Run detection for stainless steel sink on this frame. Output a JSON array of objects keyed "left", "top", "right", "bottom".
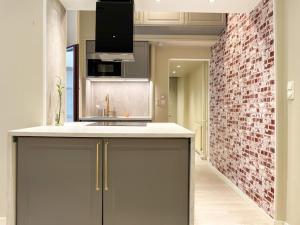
[{"left": 87, "top": 121, "right": 147, "bottom": 127}]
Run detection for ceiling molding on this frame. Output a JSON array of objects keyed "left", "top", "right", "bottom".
[
  {"left": 135, "top": 35, "right": 218, "bottom": 47},
  {"left": 60, "top": 0, "right": 261, "bottom": 13}
]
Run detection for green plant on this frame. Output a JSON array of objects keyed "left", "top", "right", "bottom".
[{"left": 55, "top": 77, "right": 64, "bottom": 126}]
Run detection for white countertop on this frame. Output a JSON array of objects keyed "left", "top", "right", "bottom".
[
  {"left": 80, "top": 116, "right": 152, "bottom": 121},
  {"left": 9, "top": 122, "right": 194, "bottom": 138}
]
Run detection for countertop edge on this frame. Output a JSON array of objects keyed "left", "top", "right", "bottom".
[
  {"left": 79, "top": 117, "right": 153, "bottom": 121},
  {"left": 8, "top": 123, "right": 195, "bottom": 138},
  {"left": 9, "top": 132, "right": 194, "bottom": 139}
]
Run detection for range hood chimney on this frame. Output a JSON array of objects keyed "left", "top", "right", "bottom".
[{"left": 95, "top": 0, "right": 134, "bottom": 62}]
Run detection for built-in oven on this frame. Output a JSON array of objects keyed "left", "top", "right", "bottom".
[
  {"left": 86, "top": 40, "right": 122, "bottom": 77},
  {"left": 87, "top": 58, "right": 122, "bottom": 77}
]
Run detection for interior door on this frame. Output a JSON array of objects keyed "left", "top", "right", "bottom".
[
  {"left": 103, "top": 138, "right": 189, "bottom": 225},
  {"left": 17, "top": 138, "right": 102, "bottom": 225}
]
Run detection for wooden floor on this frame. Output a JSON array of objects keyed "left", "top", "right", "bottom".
[{"left": 194, "top": 155, "right": 274, "bottom": 225}]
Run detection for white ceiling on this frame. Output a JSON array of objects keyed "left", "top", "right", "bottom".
[
  {"left": 60, "top": 0, "right": 261, "bottom": 13},
  {"left": 169, "top": 60, "right": 207, "bottom": 78}
]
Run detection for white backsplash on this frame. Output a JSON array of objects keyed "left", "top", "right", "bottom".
[{"left": 87, "top": 81, "right": 150, "bottom": 117}]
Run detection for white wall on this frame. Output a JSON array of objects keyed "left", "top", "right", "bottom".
[
  {"left": 176, "top": 77, "right": 186, "bottom": 126},
  {"left": 284, "top": 1, "right": 300, "bottom": 223},
  {"left": 46, "top": 0, "right": 67, "bottom": 125},
  {"left": 168, "top": 77, "right": 178, "bottom": 122},
  {"left": 154, "top": 46, "right": 211, "bottom": 122},
  {"left": 0, "top": 0, "right": 45, "bottom": 218},
  {"left": 185, "top": 63, "right": 208, "bottom": 154},
  {"left": 276, "top": 0, "right": 300, "bottom": 224},
  {"left": 67, "top": 11, "right": 79, "bottom": 47},
  {"left": 172, "top": 63, "right": 208, "bottom": 153},
  {"left": 275, "top": 0, "right": 300, "bottom": 223},
  {"left": 79, "top": 11, "right": 96, "bottom": 117},
  {"left": 274, "top": 0, "right": 287, "bottom": 222}
]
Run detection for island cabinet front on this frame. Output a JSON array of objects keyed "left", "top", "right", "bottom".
[
  {"left": 17, "top": 138, "right": 103, "bottom": 225},
  {"left": 16, "top": 137, "right": 190, "bottom": 225}
]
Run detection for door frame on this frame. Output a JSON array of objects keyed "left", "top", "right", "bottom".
[
  {"left": 66, "top": 44, "right": 79, "bottom": 121},
  {"left": 167, "top": 58, "right": 210, "bottom": 159}
]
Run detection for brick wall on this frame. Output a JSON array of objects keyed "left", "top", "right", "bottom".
[{"left": 209, "top": 0, "right": 275, "bottom": 217}]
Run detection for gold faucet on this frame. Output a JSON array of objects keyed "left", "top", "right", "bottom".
[{"left": 104, "top": 94, "right": 110, "bottom": 117}]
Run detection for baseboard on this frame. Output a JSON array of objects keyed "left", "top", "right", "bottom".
[
  {"left": 208, "top": 163, "right": 274, "bottom": 223},
  {"left": 0, "top": 217, "right": 6, "bottom": 225}
]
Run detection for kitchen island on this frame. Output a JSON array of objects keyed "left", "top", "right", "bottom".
[
  {"left": 7, "top": 123, "right": 195, "bottom": 225},
  {"left": 79, "top": 116, "right": 152, "bottom": 122}
]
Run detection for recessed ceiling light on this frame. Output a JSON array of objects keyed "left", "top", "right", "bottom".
[
  {"left": 156, "top": 0, "right": 161, "bottom": 2},
  {"left": 209, "top": 0, "right": 215, "bottom": 3},
  {"left": 176, "top": 65, "right": 181, "bottom": 68},
  {"left": 173, "top": 70, "right": 176, "bottom": 74}
]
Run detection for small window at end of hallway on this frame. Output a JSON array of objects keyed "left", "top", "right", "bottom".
[{"left": 66, "top": 45, "right": 79, "bottom": 122}]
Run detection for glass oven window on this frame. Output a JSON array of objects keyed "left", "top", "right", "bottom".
[
  {"left": 88, "top": 59, "right": 121, "bottom": 76},
  {"left": 98, "top": 64, "right": 114, "bottom": 73}
]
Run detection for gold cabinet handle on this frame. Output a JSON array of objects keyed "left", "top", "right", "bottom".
[
  {"left": 96, "top": 142, "right": 101, "bottom": 191},
  {"left": 104, "top": 141, "right": 109, "bottom": 191}
]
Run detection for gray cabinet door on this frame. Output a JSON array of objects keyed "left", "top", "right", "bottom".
[
  {"left": 103, "top": 138, "right": 189, "bottom": 225},
  {"left": 123, "top": 42, "right": 150, "bottom": 79},
  {"left": 17, "top": 138, "right": 102, "bottom": 225}
]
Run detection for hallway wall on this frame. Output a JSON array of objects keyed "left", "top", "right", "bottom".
[
  {"left": 154, "top": 46, "right": 211, "bottom": 122},
  {"left": 209, "top": 0, "right": 275, "bottom": 217},
  {"left": 46, "top": 0, "right": 67, "bottom": 125},
  {"left": 0, "top": 0, "right": 45, "bottom": 219},
  {"left": 276, "top": 0, "right": 300, "bottom": 223},
  {"left": 185, "top": 64, "right": 208, "bottom": 154},
  {"left": 168, "top": 77, "right": 178, "bottom": 123},
  {"left": 169, "top": 63, "right": 208, "bottom": 154}
]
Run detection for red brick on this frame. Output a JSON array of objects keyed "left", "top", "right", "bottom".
[{"left": 209, "top": 0, "right": 275, "bottom": 217}]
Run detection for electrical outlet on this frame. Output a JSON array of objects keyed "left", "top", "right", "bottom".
[{"left": 287, "top": 81, "right": 295, "bottom": 100}]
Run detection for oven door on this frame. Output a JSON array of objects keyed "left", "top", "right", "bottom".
[{"left": 87, "top": 59, "right": 122, "bottom": 77}]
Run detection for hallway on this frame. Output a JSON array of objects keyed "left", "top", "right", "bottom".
[{"left": 194, "top": 155, "right": 274, "bottom": 225}]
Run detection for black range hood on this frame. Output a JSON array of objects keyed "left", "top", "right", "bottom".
[{"left": 95, "top": 0, "right": 134, "bottom": 62}]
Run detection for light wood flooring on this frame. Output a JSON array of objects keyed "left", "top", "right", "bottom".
[{"left": 194, "top": 155, "right": 274, "bottom": 225}]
